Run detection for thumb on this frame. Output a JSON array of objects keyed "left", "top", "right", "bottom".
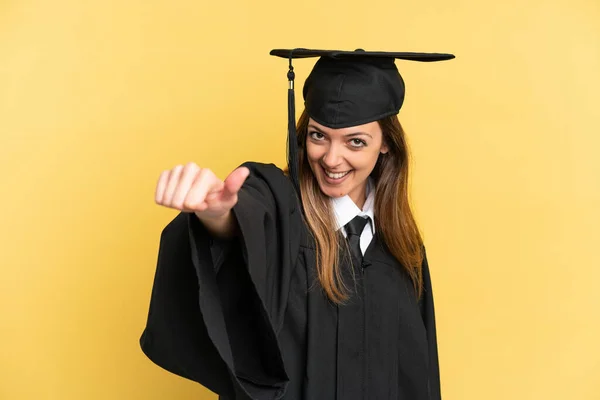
[{"left": 222, "top": 167, "right": 250, "bottom": 198}]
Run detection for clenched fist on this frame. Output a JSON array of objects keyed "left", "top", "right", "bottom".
[{"left": 155, "top": 162, "right": 250, "bottom": 233}]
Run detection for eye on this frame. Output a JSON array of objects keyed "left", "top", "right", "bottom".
[
  {"left": 309, "top": 131, "right": 325, "bottom": 141},
  {"left": 349, "top": 138, "right": 367, "bottom": 148}
]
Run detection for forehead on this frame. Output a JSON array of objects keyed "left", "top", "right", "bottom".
[{"left": 308, "top": 118, "right": 382, "bottom": 136}]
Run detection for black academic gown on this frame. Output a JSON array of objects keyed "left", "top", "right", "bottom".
[{"left": 139, "top": 162, "right": 442, "bottom": 400}]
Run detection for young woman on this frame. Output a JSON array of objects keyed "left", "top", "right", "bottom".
[{"left": 140, "top": 48, "right": 455, "bottom": 400}]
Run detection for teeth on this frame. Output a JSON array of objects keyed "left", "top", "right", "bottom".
[{"left": 325, "top": 170, "right": 350, "bottom": 179}]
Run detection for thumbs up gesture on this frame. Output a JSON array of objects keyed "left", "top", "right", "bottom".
[{"left": 155, "top": 162, "right": 250, "bottom": 223}]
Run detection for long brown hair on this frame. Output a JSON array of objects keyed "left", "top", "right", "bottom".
[{"left": 295, "top": 108, "right": 424, "bottom": 303}]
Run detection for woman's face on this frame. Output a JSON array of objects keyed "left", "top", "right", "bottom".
[{"left": 306, "top": 118, "right": 388, "bottom": 207}]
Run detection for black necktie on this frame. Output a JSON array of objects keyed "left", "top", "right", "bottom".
[{"left": 344, "top": 215, "right": 369, "bottom": 264}]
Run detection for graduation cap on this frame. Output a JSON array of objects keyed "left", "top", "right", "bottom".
[{"left": 269, "top": 48, "right": 455, "bottom": 195}]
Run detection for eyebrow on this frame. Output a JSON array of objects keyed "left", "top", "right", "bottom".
[{"left": 308, "top": 124, "right": 373, "bottom": 139}]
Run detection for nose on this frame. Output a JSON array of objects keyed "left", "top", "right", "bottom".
[{"left": 321, "top": 143, "right": 343, "bottom": 169}]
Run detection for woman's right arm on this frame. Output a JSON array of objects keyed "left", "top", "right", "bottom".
[{"left": 142, "top": 161, "right": 296, "bottom": 399}]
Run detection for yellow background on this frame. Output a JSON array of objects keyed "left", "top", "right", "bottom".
[{"left": 1, "top": 0, "right": 599, "bottom": 399}]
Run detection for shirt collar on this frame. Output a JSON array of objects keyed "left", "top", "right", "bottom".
[{"left": 331, "top": 178, "right": 375, "bottom": 234}]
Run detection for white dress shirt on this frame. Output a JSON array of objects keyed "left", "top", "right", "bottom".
[{"left": 331, "top": 178, "right": 375, "bottom": 255}]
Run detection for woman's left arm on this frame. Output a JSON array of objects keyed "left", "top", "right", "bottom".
[{"left": 419, "top": 248, "right": 442, "bottom": 400}]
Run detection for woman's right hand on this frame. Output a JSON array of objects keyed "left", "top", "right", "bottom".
[{"left": 155, "top": 162, "right": 250, "bottom": 224}]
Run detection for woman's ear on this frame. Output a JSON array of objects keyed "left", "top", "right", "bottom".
[{"left": 380, "top": 142, "right": 389, "bottom": 154}]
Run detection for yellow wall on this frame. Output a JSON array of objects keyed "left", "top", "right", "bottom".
[{"left": 1, "top": 0, "right": 599, "bottom": 399}]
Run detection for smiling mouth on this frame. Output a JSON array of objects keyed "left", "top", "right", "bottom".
[{"left": 323, "top": 168, "right": 351, "bottom": 180}]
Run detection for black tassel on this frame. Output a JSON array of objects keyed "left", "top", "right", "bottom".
[{"left": 287, "top": 53, "right": 300, "bottom": 196}]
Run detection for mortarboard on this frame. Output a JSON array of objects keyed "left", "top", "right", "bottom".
[{"left": 269, "top": 48, "right": 455, "bottom": 195}]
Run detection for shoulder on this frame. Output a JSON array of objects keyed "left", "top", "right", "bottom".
[
  {"left": 240, "top": 161, "right": 288, "bottom": 183},
  {"left": 235, "top": 162, "right": 305, "bottom": 258},
  {"left": 237, "top": 161, "right": 300, "bottom": 214},
  {"left": 238, "top": 161, "right": 292, "bottom": 195}
]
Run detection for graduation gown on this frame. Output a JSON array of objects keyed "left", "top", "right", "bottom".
[{"left": 139, "top": 162, "right": 442, "bottom": 400}]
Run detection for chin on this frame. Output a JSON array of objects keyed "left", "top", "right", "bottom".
[
  {"left": 317, "top": 178, "right": 352, "bottom": 199},
  {"left": 320, "top": 186, "right": 344, "bottom": 198}
]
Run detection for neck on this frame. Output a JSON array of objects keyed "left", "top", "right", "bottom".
[{"left": 349, "top": 182, "right": 368, "bottom": 210}]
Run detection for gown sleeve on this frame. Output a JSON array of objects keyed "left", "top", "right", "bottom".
[
  {"left": 419, "top": 247, "right": 442, "bottom": 400},
  {"left": 139, "top": 162, "right": 302, "bottom": 400}
]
